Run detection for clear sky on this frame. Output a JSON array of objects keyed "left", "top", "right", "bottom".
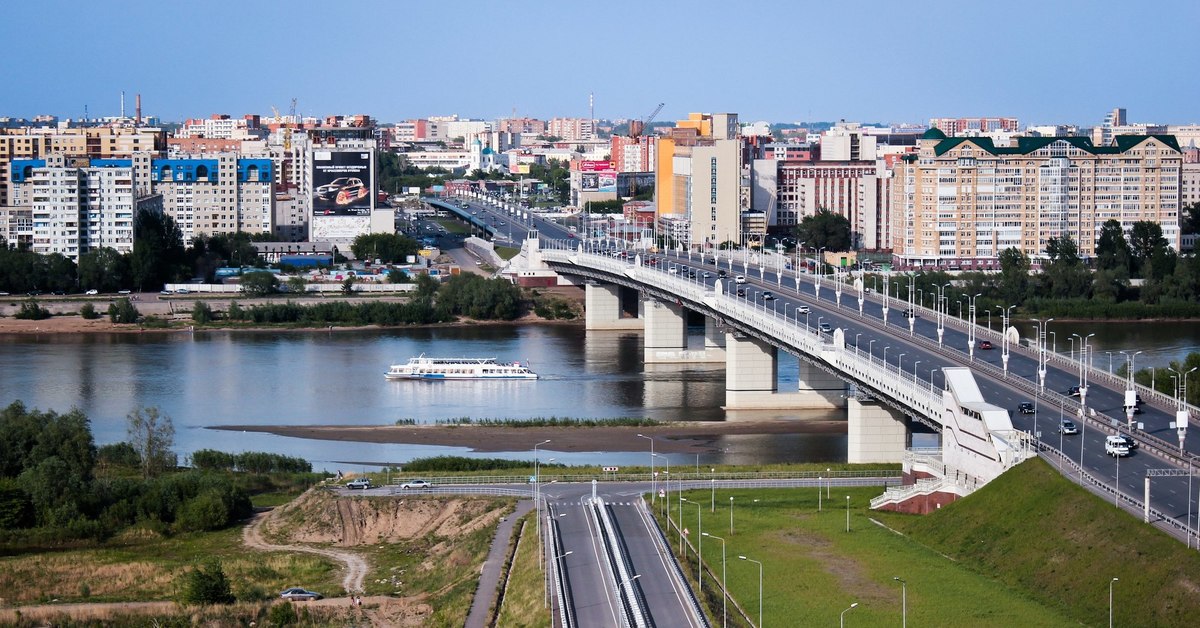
[{"left": 3, "top": 0, "right": 1198, "bottom": 127}]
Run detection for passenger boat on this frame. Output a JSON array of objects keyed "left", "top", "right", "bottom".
[{"left": 384, "top": 355, "right": 539, "bottom": 380}]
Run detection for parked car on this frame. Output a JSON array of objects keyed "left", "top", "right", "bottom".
[
  {"left": 280, "top": 588, "right": 323, "bottom": 601},
  {"left": 1105, "top": 435, "right": 1131, "bottom": 457},
  {"left": 346, "top": 478, "right": 372, "bottom": 490},
  {"left": 85, "top": 289, "right": 99, "bottom": 295},
  {"left": 400, "top": 479, "right": 432, "bottom": 490},
  {"left": 1058, "top": 419, "right": 1079, "bottom": 435},
  {"left": 978, "top": 340, "right": 993, "bottom": 350},
  {"left": 1017, "top": 402, "right": 1035, "bottom": 415}
]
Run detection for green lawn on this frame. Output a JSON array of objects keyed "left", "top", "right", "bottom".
[{"left": 657, "top": 484, "right": 1073, "bottom": 627}]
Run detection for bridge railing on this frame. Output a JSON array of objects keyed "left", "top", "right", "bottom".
[
  {"left": 543, "top": 247, "right": 945, "bottom": 424},
  {"left": 590, "top": 498, "right": 650, "bottom": 628}
]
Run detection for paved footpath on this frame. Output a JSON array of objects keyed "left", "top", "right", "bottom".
[{"left": 466, "top": 499, "right": 536, "bottom": 628}]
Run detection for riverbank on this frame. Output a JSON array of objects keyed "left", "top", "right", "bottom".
[{"left": 210, "top": 420, "right": 845, "bottom": 455}]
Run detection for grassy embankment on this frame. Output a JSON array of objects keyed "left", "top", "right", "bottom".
[
  {"left": 654, "top": 457, "right": 1200, "bottom": 627},
  {"left": 494, "top": 511, "right": 550, "bottom": 628}
]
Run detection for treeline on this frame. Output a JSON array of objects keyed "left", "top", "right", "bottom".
[
  {"left": 215, "top": 273, "right": 523, "bottom": 325},
  {"left": 190, "top": 450, "right": 311, "bottom": 474},
  {"left": 0, "top": 401, "right": 278, "bottom": 544},
  {"left": 402, "top": 456, "right": 536, "bottom": 472},
  {"left": 0, "top": 211, "right": 268, "bottom": 294}
]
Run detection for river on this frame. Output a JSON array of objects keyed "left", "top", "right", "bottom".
[{"left": 2, "top": 321, "right": 1196, "bottom": 470}]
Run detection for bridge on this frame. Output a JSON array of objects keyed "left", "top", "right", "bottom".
[{"left": 427, "top": 193, "right": 1200, "bottom": 625}]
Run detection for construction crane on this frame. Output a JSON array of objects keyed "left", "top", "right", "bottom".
[
  {"left": 631, "top": 102, "right": 665, "bottom": 139},
  {"left": 286, "top": 98, "right": 297, "bottom": 151}
]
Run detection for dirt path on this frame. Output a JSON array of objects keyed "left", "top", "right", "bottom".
[{"left": 242, "top": 507, "right": 369, "bottom": 595}]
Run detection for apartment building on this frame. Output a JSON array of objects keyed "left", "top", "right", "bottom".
[
  {"left": 653, "top": 113, "right": 751, "bottom": 248},
  {"left": 610, "top": 134, "right": 656, "bottom": 172},
  {"left": 9, "top": 155, "right": 162, "bottom": 260},
  {"left": 176, "top": 114, "right": 264, "bottom": 140},
  {"left": 889, "top": 128, "right": 1182, "bottom": 270},
  {"left": 0, "top": 126, "right": 164, "bottom": 205},
  {"left": 151, "top": 155, "right": 275, "bottom": 241},
  {"left": 548, "top": 118, "right": 595, "bottom": 141},
  {"left": 929, "top": 117, "right": 1019, "bottom": 135}
]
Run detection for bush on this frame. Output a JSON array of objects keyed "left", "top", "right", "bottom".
[
  {"left": 98, "top": 442, "right": 141, "bottom": 468},
  {"left": 79, "top": 302, "right": 100, "bottom": 319},
  {"left": 178, "top": 560, "right": 235, "bottom": 605},
  {"left": 226, "top": 301, "right": 245, "bottom": 320},
  {"left": 192, "top": 300, "right": 213, "bottom": 323},
  {"left": 175, "top": 491, "right": 229, "bottom": 532},
  {"left": 14, "top": 299, "right": 51, "bottom": 320},
  {"left": 108, "top": 298, "right": 139, "bottom": 324},
  {"left": 267, "top": 601, "right": 299, "bottom": 625},
  {"left": 240, "top": 271, "right": 279, "bottom": 297},
  {"left": 141, "top": 315, "right": 170, "bottom": 328}
]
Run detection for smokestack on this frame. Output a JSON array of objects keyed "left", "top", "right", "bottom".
[
  {"left": 121, "top": 91, "right": 125, "bottom": 119},
  {"left": 136, "top": 94, "right": 142, "bottom": 125}
]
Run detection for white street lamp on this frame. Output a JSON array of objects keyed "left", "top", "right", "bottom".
[
  {"left": 534, "top": 439, "right": 550, "bottom": 572},
  {"left": 845, "top": 495, "right": 851, "bottom": 532},
  {"left": 1109, "top": 577, "right": 1118, "bottom": 628},
  {"left": 637, "top": 433, "right": 654, "bottom": 501},
  {"left": 840, "top": 602, "right": 859, "bottom": 628},
  {"left": 894, "top": 577, "right": 906, "bottom": 628},
  {"left": 682, "top": 498, "right": 702, "bottom": 588},
  {"left": 704, "top": 532, "right": 727, "bottom": 628},
  {"left": 740, "top": 555, "right": 764, "bottom": 628}
]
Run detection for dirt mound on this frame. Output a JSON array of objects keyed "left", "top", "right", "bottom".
[{"left": 263, "top": 490, "right": 505, "bottom": 547}]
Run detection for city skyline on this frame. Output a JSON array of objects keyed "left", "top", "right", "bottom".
[{"left": 3, "top": 0, "right": 1199, "bottom": 126}]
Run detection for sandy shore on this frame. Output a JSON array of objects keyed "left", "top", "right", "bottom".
[{"left": 211, "top": 420, "right": 845, "bottom": 455}]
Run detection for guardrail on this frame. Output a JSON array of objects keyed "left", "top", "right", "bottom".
[
  {"left": 547, "top": 510, "right": 575, "bottom": 628},
  {"left": 387, "top": 471, "right": 902, "bottom": 486},
  {"left": 590, "top": 498, "right": 650, "bottom": 628},
  {"left": 635, "top": 499, "right": 709, "bottom": 627}
]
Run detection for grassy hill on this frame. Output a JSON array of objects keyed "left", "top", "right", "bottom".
[{"left": 877, "top": 457, "right": 1200, "bottom": 626}]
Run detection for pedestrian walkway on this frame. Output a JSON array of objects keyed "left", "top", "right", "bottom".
[{"left": 465, "top": 499, "right": 535, "bottom": 628}]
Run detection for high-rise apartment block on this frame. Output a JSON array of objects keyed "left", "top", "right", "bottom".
[
  {"left": 0, "top": 126, "right": 164, "bottom": 205},
  {"left": 654, "top": 113, "right": 751, "bottom": 248},
  {"left": 548, "top": 118, "right": 595, "bottom": 141},
  {"left": 9, "top": 154, "right": 163, "bottom": 260},
  {"left": 889, "top": 128, "right": 1182, "bottom": 269},
  {"left": 151, "top": 156, "right": 274, "bottom": 241}
]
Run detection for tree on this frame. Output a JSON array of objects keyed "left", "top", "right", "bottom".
[
  {"left": 1041, "top": 235, "right": 1090, "bottom": 298},
  {"left": 1095, "top": 219, "right": 1132, "bottom": 273},
  {"left": 77, "top": 247, "right": 130, "bottom": 293},
  {"left": 351, "top": 233, "right": 418, "bottom": 263},
  {"left": 239, "top": 271, "right": 279, "bottom": 297},
  {"left": 126, "top": 406, "right": 175, "bottom": 478},
  {"left": 794, "top": 209, "right": 853, "bottom": 252},
  {"left": 191, "top": 300, "right": 213, "bottom": 323},
  {"left": 1128, "top": 221, "right": 1170, "bottom": 278},
  {"left": 285, "top": 276, "right": 309, "bottom": 294},
  {"left": 108, "top": 297, "right": 140, "bottom": 324},
  {"left": 177, "top": 560, "right": 235, "bottom": 605},
  {"left": 998, "top": 247, "right": 1031, "bottom": 304},
  {"left": 341, "top": 276, "right": 357, "bottom": 295},
  {"left": 130, "top": 210, "right": 185, "bottom": 291},
  {"left": 1181, "top": 202, "right": 1200, "bottom": 234}
]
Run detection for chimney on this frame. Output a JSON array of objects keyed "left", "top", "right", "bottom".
[
  {"left": 121, "top": 91, "right": 125, "bottom": 119},
  {"left": 135, "top": 94, "right": 142, "bottom": 124}
]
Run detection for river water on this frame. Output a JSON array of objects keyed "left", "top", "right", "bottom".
[{"left": 2, "top": 321, "right": 1196, "bottom": 471}]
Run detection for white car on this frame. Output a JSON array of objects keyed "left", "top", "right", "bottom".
[
  {"left": 797, "top": 305, "right": 810, "bottom": 314},
  {"left": 85, "top": 289, "right": 99, "bottom": 295},
  {"left": 346, "top": 478, "right": 372, "bottom": 490},
  {"left": 400, "top": 479, "right": 432, "bottom": 490},
  {"left": 1105, "top": 435, "right": 1131, "bottom": 457},
  {"left": 734, "top": 275, "right": 747, "bottom": 284}
]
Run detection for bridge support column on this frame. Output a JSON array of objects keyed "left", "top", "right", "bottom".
[
  {"left": 586, "top": 283, "right": 642, "bottom": 330},
  {"left": 797, "top": 362, "right": 846, "bottom": 409},
  {"left": 724, "top": 333, "right": 777, "bottom": 408},
  {"left": 703, "top": 317, "right": 726, "bottom": 361},
  {"left": 643, "top": 300, "right": 688, "bottom": 363},
  {"left": 847, "top": 397, "right": 908, "bottom": 463}
]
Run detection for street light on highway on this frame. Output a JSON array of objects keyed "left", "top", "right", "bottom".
[
  {"left": 1109, "top": 577, "right": 1118, "bottom": 628},
  {"left": 740, "top": 555, "right": 764, "bottom": 628},
  {"left": 637, "top": 433, "right": 654, "bottom": 501},
  {"left": 703, "top": 532, "right": 727, "bottom": 628},
  {"left": 967, "top": 293, "right": 982, "bottom": 361},
  {"left": 681, "top": 497, "right": 702, "bottom": 588},
  {"left": 534, "top": 439, "right": 551, "bottom": 572},
  {"left": 1032, "top": 317, "right": 1054, "bottom": 393}
]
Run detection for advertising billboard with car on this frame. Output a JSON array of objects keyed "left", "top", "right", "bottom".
[{"left": 312, "top": 151, "right": 374, "bottom": 217}]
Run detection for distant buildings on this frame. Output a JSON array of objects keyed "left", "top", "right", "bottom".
[{"left": 929, "top": 117, "right": 1019, "bottom": 135}]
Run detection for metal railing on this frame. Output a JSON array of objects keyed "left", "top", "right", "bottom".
[{"left": 591, "top": 498, "right": 650, "bottom": 628}]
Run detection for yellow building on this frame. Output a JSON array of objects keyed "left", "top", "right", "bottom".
[
  {"left": 652, "top": 113, "right": 748, "bottom": 248},
  {"left": 890, "top": 129, "right": 1182, "bottom": 269}
]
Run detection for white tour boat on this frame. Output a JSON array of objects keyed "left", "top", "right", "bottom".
[{"left": 385, "top": 355, "right": 539, "bottom": 380}]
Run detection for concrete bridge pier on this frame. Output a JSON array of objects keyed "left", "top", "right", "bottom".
[
  {"left": 847, "top": 397, "right": 909, "bottom": 463},
  {"left": 643, "top": 299, "right": 688, "bottom": 363},
  {"left": 703, "top": 317, "right": 726, "bottom": 360},
  {"left": 724, "top": 334, "right": 845, "bottom": 409},
  {"left": 585, "top": 283, "right": 642, "bottom": 330}
]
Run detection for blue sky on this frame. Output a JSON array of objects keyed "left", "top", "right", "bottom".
[{"left": 3, "top": 0, "right": 1198, "bottom": 126}]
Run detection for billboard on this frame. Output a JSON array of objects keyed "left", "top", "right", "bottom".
[
  {"left": 312, "top": 150, "right": 374, "bottom": 217},
  {"left": 578, "top": 159, "right": 615, "bottom": 172},
  {"left": 581, "top": 171, "right": 618, "bottom": 193}
]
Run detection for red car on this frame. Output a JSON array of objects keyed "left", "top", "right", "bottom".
[{"left": 979, "top": 340, "right": 993, "bottom": 350}]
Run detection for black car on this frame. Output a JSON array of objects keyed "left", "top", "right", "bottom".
[
  {"left": 1115, "top": 434, "right": 1139, "bottom": 450},
  {"left": 1017, "top": 402, "right": 1035, "bottom": 415},
  {"left": 717, "top": 269, "right": 727, "bottom": 278},
  {"left": 1066, "top": 386, "right": 1081, "bottom": 397},
  {"left": 736, "top": 288, "right": 746, "bottom": 297},
  {"left": 761, "top": 291, "right": 775, "bottom": 301}
]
